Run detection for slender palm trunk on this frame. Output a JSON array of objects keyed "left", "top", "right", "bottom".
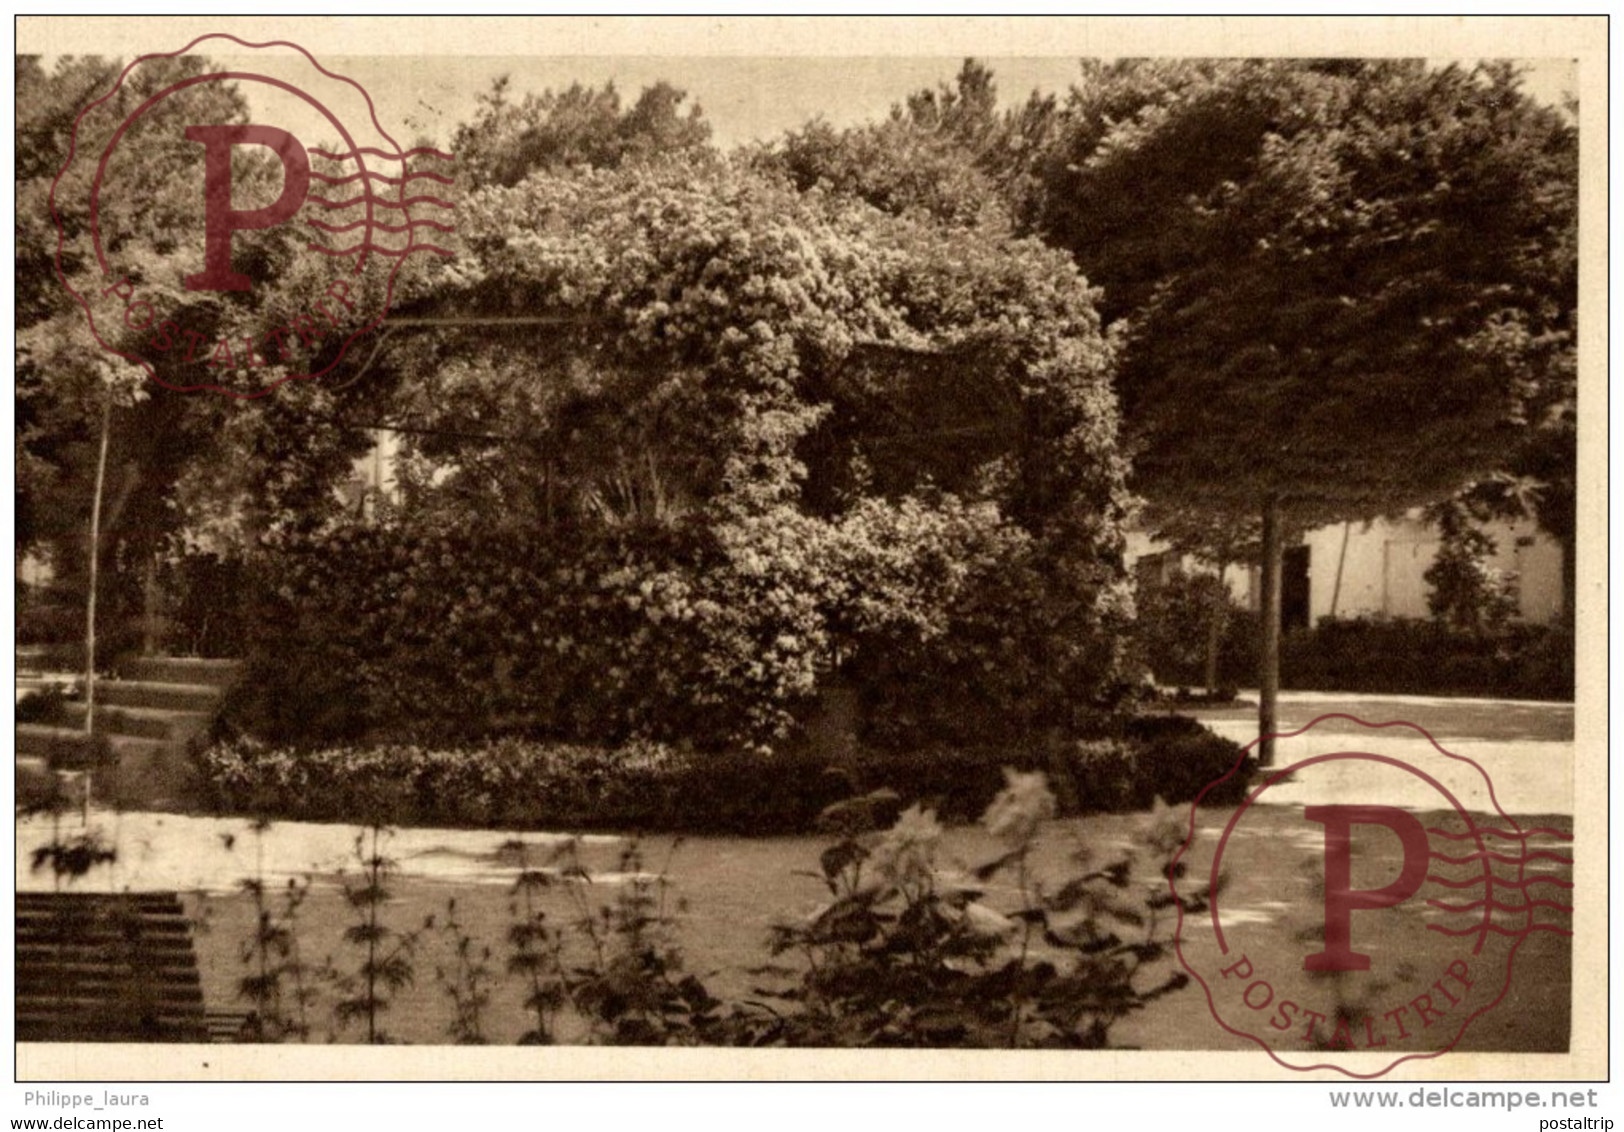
[
  {"left": 81, "top": 394, "right": 113, "bottom": 818},
  {"left": 84, "top": 395, "right": 112, "bottom": 731}
]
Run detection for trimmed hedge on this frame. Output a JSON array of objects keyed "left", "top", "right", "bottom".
[
  {"left": 1274, "top": 616, "right": 1573, "bottom": 700},
  {"left": 1285, "top": 617, "right": 1574, "bottom": 700},
  {"left": 196, "top": 739, "right": 844, "bottom": 836},
  {"left": 193, "top": 715, "right": 1250, "bottom": 834},
  {"left": 226, "top": 492, "right": 1134, "bottom": 754},
  {"left": 1146, "top": 609, "right": 1574, "bottom": 701}
]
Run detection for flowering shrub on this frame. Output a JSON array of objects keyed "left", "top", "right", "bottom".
[
  {"left": 194, "top": 716, "right": 1248, "bottom": 834},
  {"left": 196, "top": 738, "right": 845, "bottom": 835},
  {"left": 199, "top": 769, "right": 1215, "bottom": 1047},
  {"left": 429, "top": 157, "right": 1128, "bottom": 532},
  {"left": 235, "top": 156, "right": 1132, "bottom": 753},
  {"left": 747, "top": 771, "right": 1208, "bottom": 1047}
]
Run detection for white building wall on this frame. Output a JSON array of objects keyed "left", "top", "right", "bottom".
[
  {"left": 1123, "top": 529, "right": 1255, "bottom": 607},
  {"left": 1489, "top": 516, "right": 1565, "bottom": 624},
  {"left": 1308, "top": 514, "right": 1563, "bottom": 625},
  {"left": 1128, "top": 510, "right": 1566, "bottom": 626},
  {"left": 1306, "top": 516, "right": 1434, "bottom": 622},
  {"left": 341, "top": 429, "right": 402, "bottom": 515}
]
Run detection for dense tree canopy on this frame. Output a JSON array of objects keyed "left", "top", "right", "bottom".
[
  {"left": 20, "top": 54, "right": 1578, "bottom": 755},
  {"left": 451, "top": 75, "right": 712, "bottom": 188},
  {"left": 759, "top": 60, "right": 1058, "bottom": 234},
  {"left": 16, "top": 54, "right": 277, "bottom": 645},
  {"left": 1038, "top": 58, "right": 1576, "bottom": 532},
  {"left": 1031, "top": 58, "right": 1577, "bottom": 752},
  {"left": 16, "top": 52, "right": 412, "bottom": 665}
]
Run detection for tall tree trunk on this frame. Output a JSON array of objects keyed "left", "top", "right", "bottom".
[
  {"left": 84, "top": 394, "right": 113, "bottom": 737},
  {"left": 1561, "top": 528, "right": 1576, "bottom": 627},
  {"left": 1204, "top": 563, "right": 1227, "bottom": 693},
  {"left": 142, "top": 552, "right": 161, "bottom": 656},
  {"left": 79, "top": 393, "right": 114, "bottom": 820},
  {"left": 1258, "top": 497, "right": 1283, "bottom": 766}
]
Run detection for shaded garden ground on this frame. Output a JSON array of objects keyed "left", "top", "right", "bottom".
[
  {"left": 1175, "top": 689, "right": 1574, "bottom": 744},
  {"left": 16, "top": 696, "right": 1574, "bottom": 1051},
  {"left": 20, "top": 805, "right": 1564, "bottom": 1051}
]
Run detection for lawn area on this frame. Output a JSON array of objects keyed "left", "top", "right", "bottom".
[
  {"left": 19, "top": 801, "right": 1572, "bottom": 1051},
  {"left": 16, "top": 695, "right": 1574, "bottom": 1050}
]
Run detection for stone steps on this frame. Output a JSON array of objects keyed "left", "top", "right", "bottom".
[
  {"left": 15, "top": 656, "right": 241, "bottom": 810},
  {"left": 116, "top": 656, "right": 242, "bottom": 687},
  {"left": 95, "top": 679, "right": 227, "bottom": 714},
  {"left": 16, "top": 891, "right": 210, "bottom": 1042},
  {"left": 57, "top": 702, "right": 214, "bottom": 741},
  {"left": 16, "top": 725, "right": 167, "bottom": 766}
]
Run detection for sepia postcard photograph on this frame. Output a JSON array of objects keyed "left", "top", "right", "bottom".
[{"left": 7, "top": 13, "right": 1610, "bottom": 1115}]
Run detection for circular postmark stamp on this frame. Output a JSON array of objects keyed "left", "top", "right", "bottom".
[
  {"left": 49, "top": 33, "right": 456, "bottom": 398},
  {"left": 1172, "top": 713, "right": 1574, "bottom": 1078}
]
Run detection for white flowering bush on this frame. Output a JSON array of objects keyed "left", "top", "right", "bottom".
[
  {"left": 197, "top": 718, "right": 1249, "bottom": 834},
  {"left": 196, "top": 736, "right": 850, "bottom": 834},
  {"left": 241, "top": 154, "right": 1131, "bottom": 752},
  {"left": 750, "top": 769, "right": 1209, "bottom": 1048}
]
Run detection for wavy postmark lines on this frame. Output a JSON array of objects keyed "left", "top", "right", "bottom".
[
  {"left": 305, "top": 144, "right": 456, "bottom": 262},
  {"left": 1171, "top": 714, "right": 1572, "bottom": 1078},
  {"left": 50, "top": 33, "right": 456, "bottom": 398},
  {"left": 1423, "top": 821, "right": 1574, "bottom": 946}
]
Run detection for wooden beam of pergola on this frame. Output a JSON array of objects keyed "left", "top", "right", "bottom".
[
  {"left": 377, "top": 312, "right": 949, "bottom": 356},
  {"left": 379, "top": 315, "right": 596, "bottom": 327},
  {"left": 325, "top": 311, "right": 982, "bottom": 438}
]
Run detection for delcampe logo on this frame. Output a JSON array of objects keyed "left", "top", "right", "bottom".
[{"left": 50, "top": 33, "right": 455, "bottom": 398}]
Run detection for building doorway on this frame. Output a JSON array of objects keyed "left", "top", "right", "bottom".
[{"left": 1283, "top": 544, "right": 1311, "bottom": 630}]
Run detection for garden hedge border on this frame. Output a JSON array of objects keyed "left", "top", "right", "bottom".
[{"left": 194, "top": 714, "right": 1250, "bottom": 835}]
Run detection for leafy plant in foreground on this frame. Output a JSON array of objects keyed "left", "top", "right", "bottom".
[
  {"left": 435, "top": 896, "right": 495, "bottom": 1045},
  {"left": 757, "top": 771, "right": 1213, "bottom": 1048},
  {"left": 328, "top": 823, "right": 430, "bottom": 1044},
  {"left": 502, "top": 838, "right": 571, "bottom": 1045},
  {"left": 226, "top": 819, "right": 316, "bottom": 1042},
  {"left": 553, "top": 838, "right": 725, "bottom": 1045}
]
